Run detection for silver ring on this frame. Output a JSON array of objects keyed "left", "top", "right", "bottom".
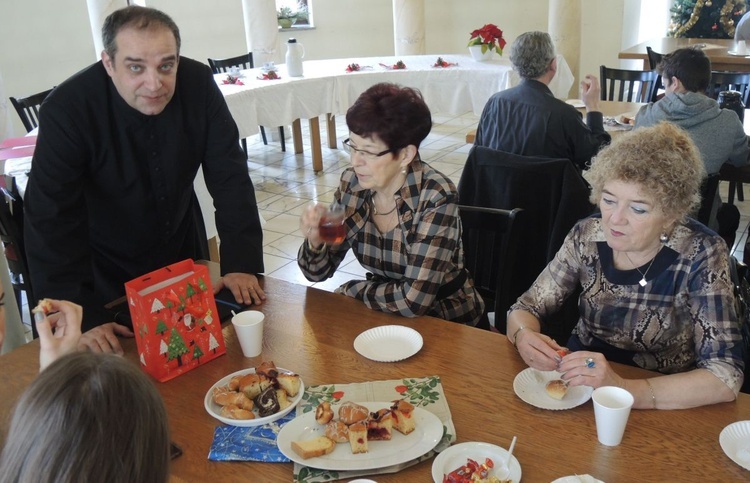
[{"left": 585, "top": 357, "right": 596, "bottom": 369}]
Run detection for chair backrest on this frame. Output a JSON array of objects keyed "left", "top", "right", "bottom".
[
  {"left": 9, "top": 88, "right": 54, "bottom": 133},
  {"left": 707, "top": 70, "right": 750, "bottom": 107},
  {"left": 696, "top": 173, "right": 720, "bottom": 226},
  {"left": 458, "top": 145, "right": 593, "bottom": 341},
  {"left": 207, "top": 53, "right": 254, "bottom": 74},
  {"left": 599, "top": 65, "right": 659, "bottom": 103},
  {"left": 0, "top": 175, "right": 35, "bottom": 334},
  {"left": 646, "top": 46, "right": 663, "bottom": 70},
  {"left": 458, "top": 205, "right": 524, "bottom": 334}
]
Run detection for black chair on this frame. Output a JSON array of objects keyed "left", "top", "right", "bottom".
[
  {"left": 696, "top": 173, "right": 721, "bottom": 227},
  {"left": 458, "top": 205, "right": 524, "bottom": 334},
  {"left": 646, "top": 46, "right": 664, "bottom": 102},
  {"left": 207, "top": 53, "right": 286, "bottom": 154},
  {"left": 9, "top": 88, "right": 54, "bottom": 133},
  {"left": 0, "top": 176, "right": 36, "bottom": 337},
  {"left": 458, "top": 145, "right": 593, "bottom": 343},
  {"left": 707, "top": 70, "right": 750, "bottom": 107},
  {"left": 599, "top": 65, "right": 659, "bottom": 103}
]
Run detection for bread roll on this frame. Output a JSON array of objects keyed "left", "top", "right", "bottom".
[
  {"left": 219, "top": 404, "right": 255, "bottom": 420},
  {"left": 291, "top": 436, "right": 335, "bottom": 459},
  {"left": 546, "top": 379, "right": 568, "bottom": 400},
  {"left": 338, "top": 401, "right": 369, "bottom": 425}
]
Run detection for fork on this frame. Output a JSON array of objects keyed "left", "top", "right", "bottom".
[{"left": 496, "top": 435, "right": 517, "bottom": 480}]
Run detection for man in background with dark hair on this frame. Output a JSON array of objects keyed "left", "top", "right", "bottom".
[
  {"left": 25, "top": 6, "right": 265, "bottom": 354},
  {"left": 635, "top": 47, "right": 749, "bottom": 237}
]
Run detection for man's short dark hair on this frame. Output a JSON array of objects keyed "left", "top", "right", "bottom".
[
  {"left": 657, "top": 47, "right": 711, "bottom": 93},
  {"left": 102, "top": 6, "right": 181, "bottom": 60}
]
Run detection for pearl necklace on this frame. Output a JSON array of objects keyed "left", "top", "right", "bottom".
[{"left": 623, "top": 247, "right": 662, "bottom": 287}]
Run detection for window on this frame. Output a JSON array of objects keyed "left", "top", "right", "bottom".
[{"left": 276, "top": 0, "right": 311, "bottom": 27}]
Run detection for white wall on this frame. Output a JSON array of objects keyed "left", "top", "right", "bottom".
[{"left": 0, "top": 0, "right": 658, "bottom": 137}]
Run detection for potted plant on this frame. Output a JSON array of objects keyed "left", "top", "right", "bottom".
[
  {"left": 467, "top": 23, "right": 507, "bottom": 61},
  {"left": 277, "top": 6, "right": 296, "bottom": 29}
]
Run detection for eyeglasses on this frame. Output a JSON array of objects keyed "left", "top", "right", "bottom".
[{"left": 342, "top": 138, "right": 392, "bottom": 161}]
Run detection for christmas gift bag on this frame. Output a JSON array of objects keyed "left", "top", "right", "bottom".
[{"left": 125, "top": 259, "right": 226, "bottom": 382}]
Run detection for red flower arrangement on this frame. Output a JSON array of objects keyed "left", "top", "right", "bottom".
[{"left": 467, "top": 23, "right": 507, "bottom": 55}]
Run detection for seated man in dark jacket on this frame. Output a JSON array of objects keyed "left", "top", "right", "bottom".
[{"left": 474, "top": 31, "right": 610, "bottom": 170}]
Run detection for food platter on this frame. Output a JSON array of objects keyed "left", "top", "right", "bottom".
[
  {"left": 615, "top": 113, "right": 637, "bottom": 127},
  {"left": 204, "top": 367, "right": 304, "bottom": 427},
  {"left": 513, "top": 368, "right": 593, "bottom": 410},
  {"left": 353, "top": 325, "right": 423, "bottom": 362},
  {"left": 277, "top": 401, "right": 442, "bottom": 470}
]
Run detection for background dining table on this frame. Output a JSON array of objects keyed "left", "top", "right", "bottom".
[
  {"left": 1, "top": 270, "right": 749, "bottom": 482},
  {"left": 619, "top": 37, "right": 750, "bottom": 72},
  {"left": 217, "top": 54, "right": 574, "bottom": 173}
]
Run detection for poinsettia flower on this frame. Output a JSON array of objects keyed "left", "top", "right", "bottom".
[{"left": 468, "top": 23, "right": 507, "bottom": 55}]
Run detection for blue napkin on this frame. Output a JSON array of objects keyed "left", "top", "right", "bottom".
[{"left": 208, "top": 410, "right": 296, "bottom": 462}]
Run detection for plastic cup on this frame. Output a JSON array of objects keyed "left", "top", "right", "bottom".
[
  {"left": 231, "top": 311, "right": 264, "bottom": 357},
  {"left": 592, "top": 386, "right": 634, "bottom": 446},
  {"left": 738, "top": 40, "right": 747, "bottom": 55}
]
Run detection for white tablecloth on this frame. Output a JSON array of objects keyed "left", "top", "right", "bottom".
[{"left": 218, "top": 54, "right": 574, "bottom": 139}]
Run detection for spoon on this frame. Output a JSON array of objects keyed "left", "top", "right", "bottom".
[{"left": 496, "top": 435, "right": 517, "bottom": 480}]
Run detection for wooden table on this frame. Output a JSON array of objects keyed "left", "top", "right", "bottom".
[
  {"left": 619, "top": 37, "right": 750, "bottom": 72},
  {"left": 2, "top": 275, "right": 749, "bottom": 481}
]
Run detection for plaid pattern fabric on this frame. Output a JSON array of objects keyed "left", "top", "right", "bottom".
[
  {"left": 298, "top": 159, "right": 484, "bottom": 325},
  {"left": 512, "top": 215, "right": 745, "bottom": 394}
]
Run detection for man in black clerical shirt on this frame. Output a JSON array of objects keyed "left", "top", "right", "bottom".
[
  {"left": 474, "top": 31, "right": 610, "bottom": 170},
  {"left": 24, "top": 6, "right": 265, "bottom": 353}
]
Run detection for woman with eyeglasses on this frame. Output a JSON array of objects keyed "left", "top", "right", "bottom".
[{"left": 297, "top": 83, "right": 485, "bottom": 326}]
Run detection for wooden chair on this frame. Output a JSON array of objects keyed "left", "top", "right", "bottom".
[
  {"left": 646, "top": 46, "right": 664, "bottom": 102},
  {"left": 9, "top": 88, "right": 54, "bottom": 133},
  {"left": 207, "top": 53, "right": 286, "bottom": 154},
  {"left": 0, "top": 175, "right": 36, "bottom": 337},
  {"left": 599, "top": 65, "right": 659, "bottom": 103},
  {"left": 458, "top": 205, "right": 524, "bottom": 334}
]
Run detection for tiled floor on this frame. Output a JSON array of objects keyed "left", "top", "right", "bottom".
[{"left": 20, "top": 112, "right": 750, "bottom": 338}]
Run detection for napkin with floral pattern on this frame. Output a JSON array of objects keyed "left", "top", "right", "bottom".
[{"left": 293, "top": 375, "right": 456, "bottom": 483}]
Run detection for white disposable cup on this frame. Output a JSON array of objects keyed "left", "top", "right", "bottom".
[
  {"left": 592, "top": 386, "right": 634, "bottom": 446},
  {"left": 231, "top": 311, "right": 264, "bottom": 357},
  {"left": 738, "top": 40, "right": 747, "bottom": 55}
]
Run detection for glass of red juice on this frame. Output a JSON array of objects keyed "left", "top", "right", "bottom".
[{"left": 318, "top": 203, "right": 346, "bottom": 244}]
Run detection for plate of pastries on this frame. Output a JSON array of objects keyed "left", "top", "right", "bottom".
[{"left": 204, "top": 360, "right": 304, "bottom": 427}]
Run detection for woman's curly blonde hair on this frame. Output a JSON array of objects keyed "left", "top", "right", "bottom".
[{"left": 586, "top": 122, "right": 705, "bottom": 223}]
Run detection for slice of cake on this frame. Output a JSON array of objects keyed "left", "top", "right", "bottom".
[
  {"left": 390, "top": 399, "right": 416, "bottom": 435},
  {"left": 366, "top": 408, "right": 393, "bottom": 441},
  {"left": 276, "top": 372, "right": 301, "bottom": 397},
  {"left": 291, "top": 436, "right": 335, "bottom": 459},
  {"left": 348, "top": 422, "right": 368, "bottom": 454}
]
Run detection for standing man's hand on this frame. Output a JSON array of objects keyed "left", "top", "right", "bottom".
[
  {"left": 77, "top": 322, "right": 134, "bottom": 355},
  {"left": 215, "top": 273, "right": 266, "bottom": 306}
]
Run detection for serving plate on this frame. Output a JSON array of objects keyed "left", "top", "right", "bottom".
[
  {"left": 353, "top": 325, "right": 423, "bottom": 362},
  {"left": 431, "top": 442, "right": 521, "bottom": 483},
  {"left": 615, "top": 112, "right": 637, "bottom": 127},
  {"left": 719, "top": 420, "right": 750, "bottom": 470},
  {"left": 204, "top": 367, "right": 304, "bottom": 427},
  {"left": 513, "top": 368, "right": 593, "bottom": 410},
  {"left": 277, "top": 401, "right": 442, "bottom": 470}
]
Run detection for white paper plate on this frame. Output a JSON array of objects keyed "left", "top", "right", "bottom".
[
  {"left": 277, "top": 401, "right": 442, "bottom": 470},
  {"left": 513, "top": 368, "right": 593, "bottom": 410},
  {"left": 565, "top": 98, "right": 585, "bottom": 108},
  {"left": 720, "top": 420, "right": 750, "bottom": 470},
  {"left": 552, "top": 475, "right": 605, "bottom": 483},
  {"left": 353, "top": 325, "right": 423, "bottom": 362},
  {"left": 431, "top": 442, "right": 522, "bottom": 483},
  {"left": 204, "top": 367, "right": 304, "bottom": 427}
]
